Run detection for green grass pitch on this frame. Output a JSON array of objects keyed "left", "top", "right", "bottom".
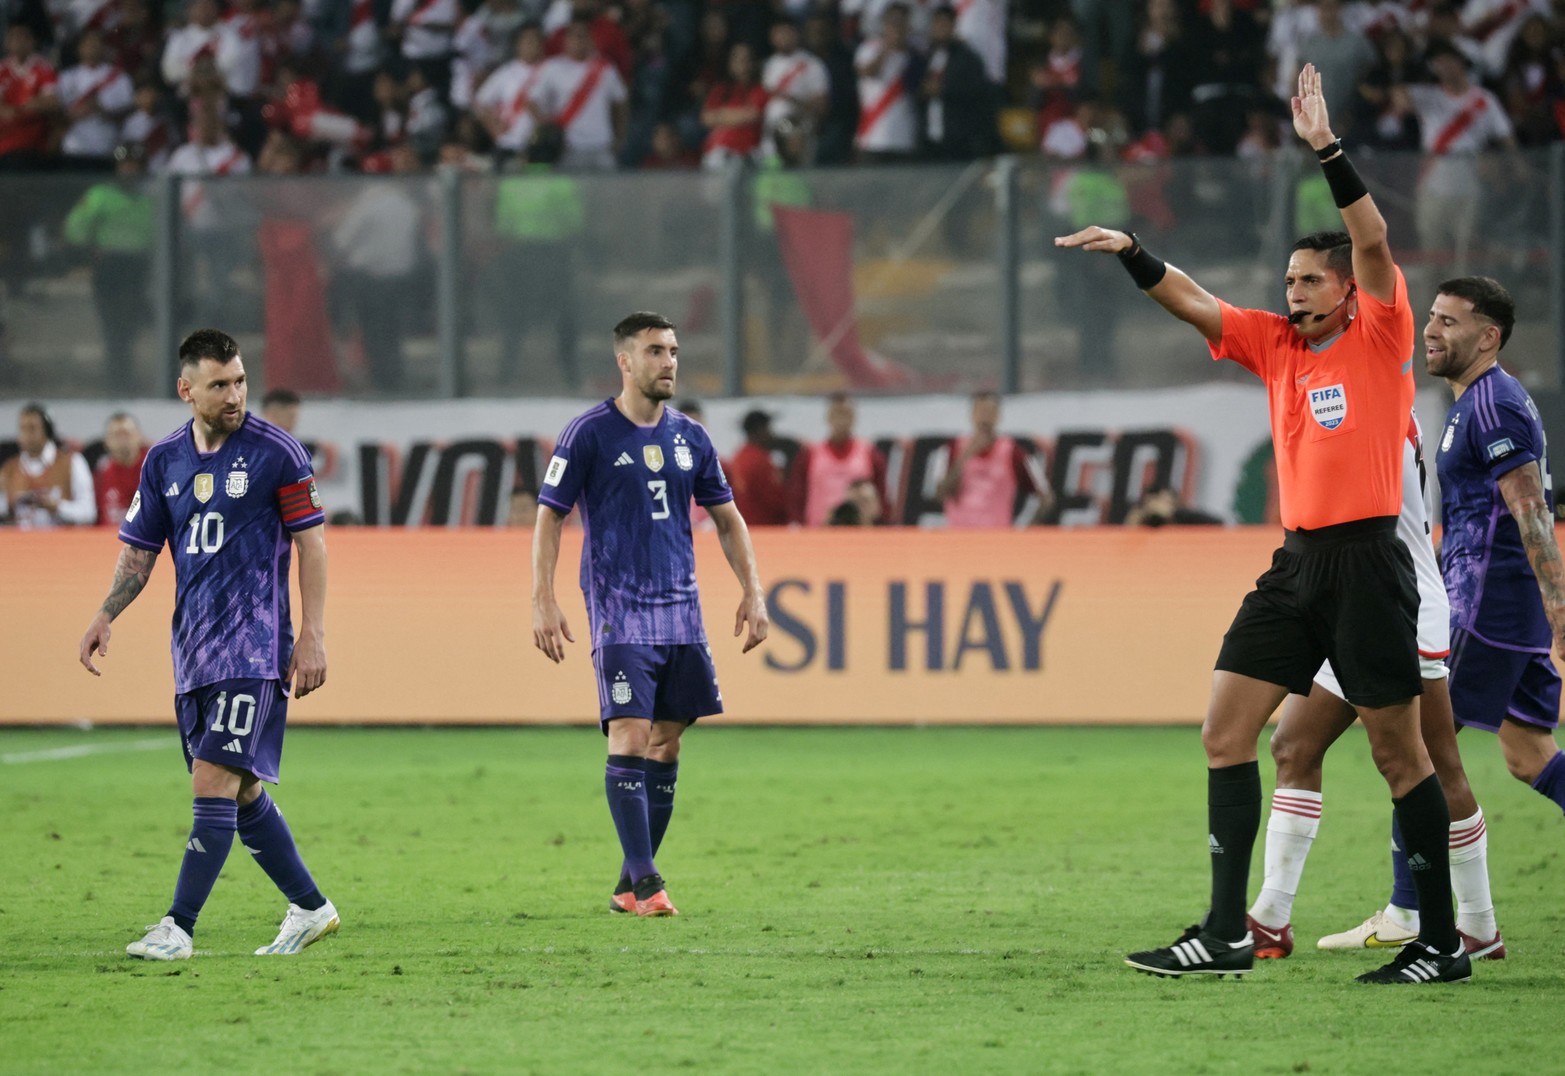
[{"left": 3, "top": 725, "right": 1563, "bottom": 1074}]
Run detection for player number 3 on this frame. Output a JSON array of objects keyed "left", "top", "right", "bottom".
[
  {"left": 210, "top": 691, "right": 256, "bottom": 736},
  {"left": 648, "top": 479, "right": 670, "bottom": 520},
  {"left": 185, "top": 511, "right": 226, "bottom": 554}
]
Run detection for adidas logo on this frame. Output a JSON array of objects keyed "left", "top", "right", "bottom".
[
  {"left": 187, "top": 837, "right": 207, "bottom": 853},
  {"left": 165, "top": 482, "right": 180, "bottom": 496},
  {"left": 222, "top": 739, "right": 243, "bottom": 754},
  {"left": 1407, "top": 852, "right": 1430, "bottom": 871},
  {"left": 1208, "top": 833, "right": 1224, "bottom": 855},
  {"left": 614, "top": 452, "right": 634, "bottom": 467}
]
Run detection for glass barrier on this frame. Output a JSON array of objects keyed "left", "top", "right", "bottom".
[
  {"left": 456, "top": 169, "right": 728, "bottom": 398},
  {"left": 0, "top": 146, "right": 1559, "bottom": 402}
]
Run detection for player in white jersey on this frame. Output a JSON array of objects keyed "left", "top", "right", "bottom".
[{"left": 1244, "top": 410, "right": 1501, "bottom": 960}]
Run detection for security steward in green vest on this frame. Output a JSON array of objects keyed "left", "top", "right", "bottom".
[
  {"left": 493, "top": 123, "right": 585, "bottom": 389},
  {"left": 64, "top": 142, "right": 156, "bottom": 394}
]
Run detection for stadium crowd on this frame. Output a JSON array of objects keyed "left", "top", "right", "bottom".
[{"left": 0, "top": 0, "right": 1559, "bottom": 177}]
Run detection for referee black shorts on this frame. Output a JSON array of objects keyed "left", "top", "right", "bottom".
[{"left": 1214, "top": 516, "right": 1422, "bottom": 709}]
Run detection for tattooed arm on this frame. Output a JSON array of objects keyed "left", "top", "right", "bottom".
[
  {"left": 79, "top": 545, "right": 159, "bottom": 675},
  {"left": 1498, "top": 461, "right": 1565, "bottom": 654}
]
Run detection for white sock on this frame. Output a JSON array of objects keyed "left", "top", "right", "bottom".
[
  {"left": 1248, "top": 788, "right": 1323, "bottom": 928},
  {"left": 1383, "top": 901, "right": 1420, "bottom": 933},
  {"left": 1448, "top": 807, "right": 1497, "bottom": 940}
]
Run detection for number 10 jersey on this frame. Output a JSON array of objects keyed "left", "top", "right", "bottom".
[{"left": 119, "top": 414, "right": 325, "bottom": 692}]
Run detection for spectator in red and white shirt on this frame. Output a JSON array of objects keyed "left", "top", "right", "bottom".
[
  {"left": 936, "top": 392, "right": 1051, "bottom": 528},
  {"left": 534, "top": 15, "right": 627, "bottom": 170},
  {"left": 0, "top": 24, "right": 59, "bottom": 168},
  {"left": 1394, "top": 39, "right": 1516, "bottom": 270},
  {"left": 544, "top": 0, "right": 634, "bottom": 82},
  {"left": 66, "top": 0, "right": 122, "bottom": 41},
  {"left": 761, "top": 18, "right": 828, "bottom": 158},
  {"left": 223, "top": 0, "right": 270, "bottom": 90},
  {"left": 450, "top": 0, "right": 527, "bottom": 109},
  {"left": 700, "top": 42, "right": 767, "bottom": 169},
  {"left": 1463, "top": 0, "right": 1552, "bottom": 79},
  {"left": 162, "top": 94, "right": 252, "bottom": 227},
  {"left": 120, "top": 76, "right": 177, "bottom": 171},
  {"left": 390, "top": 0, "right": 460, "bottom": 94},
  {"left": 59, "top": 28, "right": 134, "bottom": 166},
  {"left": 786, "top": 393, "right": 891, "bottom": 526},
  {"left": 854, "top": 3, "right": 919, "bottom": 162},
  {"left": 162, "top": 0, "right": 254, "bottom": 98},
  {"left": 93, "top": 411, "right": 147, "bottom": 528},
  {"left": 475, "top": 22, "right": 547, "bottom": 157}
]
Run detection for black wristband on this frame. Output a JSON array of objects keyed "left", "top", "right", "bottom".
[
  {"left": 1314, "top": 138, "right": 1343, "bottom": 161},
  {"left": 1319, "top": 149, "right": 1368, "bottom": 208},
  {"left": 1116, "top": 233, "right": 1167, "bottom": 290}
]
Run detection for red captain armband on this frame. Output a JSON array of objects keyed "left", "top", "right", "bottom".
[{"left": 278, "top": 477, "right": 323, "bottom": 525}]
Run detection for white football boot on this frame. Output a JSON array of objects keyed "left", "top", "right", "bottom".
[
  {"left": 127, "top": 916, "right": 193, "bottom": 961},
  {"left": 255, "top": 900, "right": 340, "bottom": 955},
  {"left": 1317, "top": 909, "right": 1418, "bottom": 950}
]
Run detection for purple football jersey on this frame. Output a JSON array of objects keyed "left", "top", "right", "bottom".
[
  {"left": 539, "top": 401, "right": 733, "bottom": 646},
  {"left": 1436, "top": 366, "right": 1553, "bottom": 652},
  {"left": 119, "top": 414, "right": 325, "bottom": 691}
]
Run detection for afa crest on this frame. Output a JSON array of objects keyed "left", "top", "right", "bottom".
[
  {"left": 673, "top": 435, "right": 693, "bottom": 471},
  {"left": 611, "top": 671, "right": 633, "bottom": 705},
  {"left": 226, "top": 470, "right": 249, "bottom": 498},
  {"left": 643, "top": 445, "right": 665, "bottom": 472},
  {"left": 193, "top": 473, "right": 214, "bottom": 504}
]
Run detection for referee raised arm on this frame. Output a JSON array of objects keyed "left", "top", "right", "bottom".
[{"left": 1057, "top": 64, "right": 1468, "bottom": 986}]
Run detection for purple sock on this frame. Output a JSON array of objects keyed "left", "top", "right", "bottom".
[
  {"left": 1389, "top": 812, "right": 1418, "bottom": 910},
  {"left": 605, "top": 755, "right": 655, "bottom": 883},
  {"left": 646, "top": 759, "right": 679, "bottom": 856},
  {"left": 1531, "top": 751, "right": 1565, "bottom": 815},
  {"left": 237, "top": 791, "right": 325, "bottom": 910},
  {"left": 169, "top": 796, "right": 237, "bottom": 935}
]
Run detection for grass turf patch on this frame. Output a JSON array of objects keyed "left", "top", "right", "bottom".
[{"left": 1, "top": 725, "right": 1561, "bottom": 1074}]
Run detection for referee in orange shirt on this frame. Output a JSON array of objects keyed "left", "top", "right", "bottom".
[{"left": 1057, "top": 64, "right": 1467, "bottom": 985}]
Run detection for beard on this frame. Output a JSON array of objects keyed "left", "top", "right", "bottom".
[
  {"left": 199, "top": 404, "right": 245, "bottom": 432},
  {"left": 640, "top": 375, "right": 675, "bottom": 401}
]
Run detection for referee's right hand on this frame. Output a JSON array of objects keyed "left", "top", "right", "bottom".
[{"left": 1053, "top": 226, "right": 1133, "bottom": 254}]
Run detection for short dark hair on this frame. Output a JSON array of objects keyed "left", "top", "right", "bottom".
[
  {"left": 178, "top": 328, "right": 241, "bottom": 371},
  {"left": 613, "top": 311, "right": 676, "bottom": 350},
  {"left": 262, "top": 387, "right": 301, "bottom": 409},
  {"left": 1291, "top": 231, "right": 1354, "bottom": 281},
  {"left": 1438, "top": 275, "right": 1516, "bottom": 350}
]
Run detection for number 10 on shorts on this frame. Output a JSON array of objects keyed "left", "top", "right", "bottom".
[{"left": 211, "top": 691, "right": 256, "bottom": 736}]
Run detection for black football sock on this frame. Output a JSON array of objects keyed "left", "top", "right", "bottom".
[
  {"left": 1393, "top": 774, "right": 1458, "bottom": 952},
  {"left": 1207, "top": 762, "right": 1262, "bottom": 943}
]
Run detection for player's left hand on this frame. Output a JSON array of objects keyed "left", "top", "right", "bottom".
[
  {"left": 1292, "top": 62, "right": 1335, "bottom": 149},
  {"left": 735, "top": 590, "right": 770, "bottom": 653},
  {"left": 79, "top": 612, "right": 112, "bottom": 676},
  {"left": 288, "top": 634, "right": 328, "bottom": 698},
  {"left": 1547, "top": 607, "right": 1565, "bottom": 662}
]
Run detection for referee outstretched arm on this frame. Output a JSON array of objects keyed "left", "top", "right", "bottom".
[
  {"left": 1059, "top": 65, "right": 1476, "bottom": 985},
  {"left": 1055, "top": 63, "right": 1393, "bottom": 336}
]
